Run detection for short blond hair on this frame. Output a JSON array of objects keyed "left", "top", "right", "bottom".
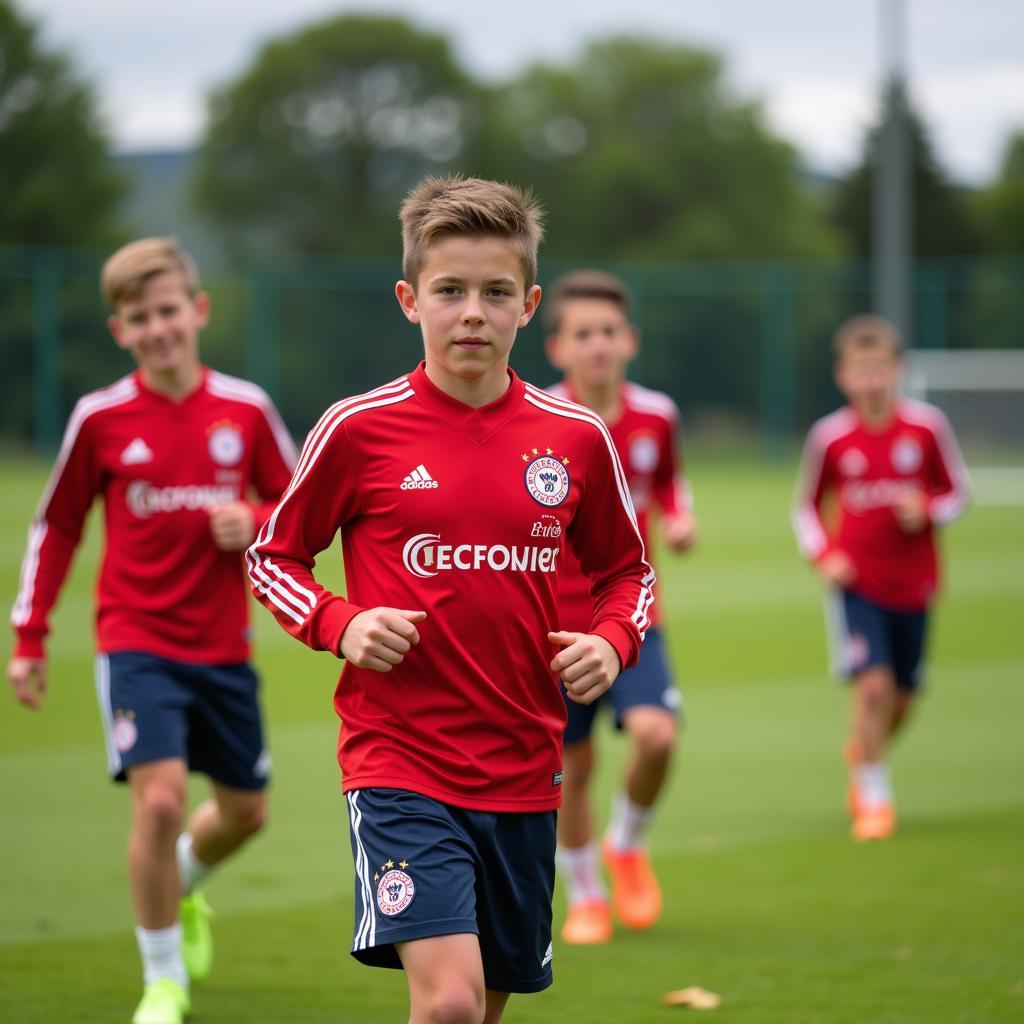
[
  {"left": 833, "top": 314, "right": 902, "bottom": 360},
  {"left": 400, "top": 176, "right": 544, "bottom": 290},
  {"left": 543, "top": 269, "right": 631, "bottom": 334},
  {"left": 101, "top": 237, "right": 200, "bottom": 309}
]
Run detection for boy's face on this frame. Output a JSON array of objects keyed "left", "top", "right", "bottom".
[
  {"left": 108, "top": 272, "right": 208, "bottom": 377},
  {"left": 546, "top": 298, "right": 637, "bottom": 391},
  {"left": 396, "top": 234, "right": 541, "bottom": 388},
  {"left": 834, "top": 345, "right": 900, "bottom": 414}
]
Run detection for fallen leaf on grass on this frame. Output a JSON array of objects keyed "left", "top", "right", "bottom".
[{"left": 662, "top": 987, "right": 721, "bottom": 1010}]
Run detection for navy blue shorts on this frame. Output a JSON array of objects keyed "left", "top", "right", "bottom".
[
  {"left": 94, "top": 651, "right": 270, "bottom": 789},
  {"left": 344, "top": 788, "right": 556, "bottom": 994},
  {"left": 563, "top": 627, "right": 682, "bottom": 746},
  {"left": 826, "top": 589, "right": 930, "bottom": 692}
]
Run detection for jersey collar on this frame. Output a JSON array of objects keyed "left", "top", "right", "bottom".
[
  {"left": 134, "top": 365, "right": 209, "bottom": 405},
  {"left": 409, "top": 361, "right": 526, "bottom": 444}
]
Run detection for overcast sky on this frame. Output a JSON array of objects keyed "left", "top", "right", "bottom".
[{"left": 22, "top": 0, "right": 1024, "bottom": 183}]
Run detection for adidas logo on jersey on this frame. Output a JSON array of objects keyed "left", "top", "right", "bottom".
[
  {"left": 401, "top": 464, "right": 439, "bottom": 490},
  {"left": 120, "top": 437, "right": 153, "bottom": 465}
]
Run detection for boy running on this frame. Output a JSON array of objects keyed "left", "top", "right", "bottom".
[
  {"left": 793, "top": 314, "right": 970, "bottom": 841},
  {"left": 8, "top": 239, "right": 296, "bottom": 1024},
  {"left": 247, "top": 177, "right": 654, "bottom": 1024},
  {"left": 544, "top": 271, "right": 696, "bottom": 944}
]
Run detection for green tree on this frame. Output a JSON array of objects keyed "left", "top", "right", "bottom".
[
  {"left": 0, "top": 0, "right": 127, "bottom": 446},
  {"left": 474, "top": 37, "right": 838, "bottom": 261},
  {"left": 831, "top": 103, "right": 981, "bottom": 259},
  {"left": 975, "top": 131, "right": 1024, "bottom": 254},
  {"left": 0, "top": 0, "right": 124, "bottom": 245},
  {"left": 194, "top": 14, "right": 482, "bottom": 256}
]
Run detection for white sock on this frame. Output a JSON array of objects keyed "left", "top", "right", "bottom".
[
  {"left": 176, "top": 833, "right": 211, "bottom": 896},
  {"left": 556, "top": 843, "right": 606, "bottom": 905},
  {"left": 135, "top": 924, "right": 188, "bottom": 988},
  {"left": 605, "top": 792, "right": 654, "bottom": 852},
  {"left": 855, "top": 762, "right": 893, "bottom": 810}
]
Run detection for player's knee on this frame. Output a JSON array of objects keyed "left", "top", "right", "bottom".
[
  {"left": 137, "top": 786, "right": 186, "bottom": 839},
  {"left": 224, "top": 794, "right": 268, "bottom": 839},
  {"left": 856, "top": 669, "right": 895, "bottom": 708},
  {"left": 630, "top": 713, "right": 677, "bottom": 762},
  {"left": 422, "top": 981, "right": 485, "bottom": 1024}
]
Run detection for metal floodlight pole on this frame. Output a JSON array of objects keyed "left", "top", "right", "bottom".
[{"left": 872, "top": 0, "right": 913, "bottom": 345}]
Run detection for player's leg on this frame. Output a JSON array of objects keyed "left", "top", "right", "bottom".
[
  {"left": 828, "top": 590, "right": 896, "bottom": 838},
  {"left": 175, "top": 783, "right": 268, "bottom": 982},
  {"left": 851, "top": 664, "right": 897, "bottom": 764},
  {"left": 483, "top": 990, "right": 511, "bottom": 1024},
  {"left": 603, "top": 628, "right": 680, "bottom": 929},
  {"left": 849, "top": 665, "right": 899, "bottom": 841},
  {"left": 555, "top": 697, "right": 610, "bottom": 943},
  {"left": 889, "top": 690, "right": 914, "bottom": 738},
  {"left": 839, "top": 591, "right": 901, "bottom": 841},
  {"left": 181, "top": 783, "right": 267, "bottom": 879},
  {"left": 176, "top": 661, "right": 270, "bottom": 981},
  {"left": 97, "top": 652, "right": 192, "bottom": 1023},
  {"left": 397, "top": 933, "right": 487, "bottom": 1024},
  {"left": 126, "top": 758, "right": 192, "bottom": 1023}
]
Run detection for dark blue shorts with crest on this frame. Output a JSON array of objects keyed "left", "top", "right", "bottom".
[
  {"left": 94, "top": 650, "right": 269, "bottom": 789},
  {"left": 345, "top": 787, "right": 556, "bottom": 993}
]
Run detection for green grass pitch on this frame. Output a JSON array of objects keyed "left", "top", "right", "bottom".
[{"left": 1, "top": 453, "right": 1021, "bottom": 1023}]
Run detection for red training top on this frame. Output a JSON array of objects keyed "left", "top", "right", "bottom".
[
  {"left": 548, "top": 381, "right": 691, "bottom": 633},
  {"left": 248, "top": 363, "right": 655, "bottom": 812},
  {"left": 793, "top": 398, "right": 971, "bottom": 611},
  {"left": 11, "top": 368, "right": 297, "bottom": 662}
]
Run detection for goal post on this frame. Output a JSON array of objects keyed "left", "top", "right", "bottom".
[{"left": 903, "top": 349, "right": 1024, "bottom": 505}]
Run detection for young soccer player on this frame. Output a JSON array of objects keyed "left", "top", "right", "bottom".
[
  {"left": 793, "top": 314, "right": 970, "bottom": 842},
  {"left": 8, "top": 239, "right": 296, "bottom": 1024},
  {"left": 544, "top": 271, "right": 696, "bottom": 944},
  {"left": 247, "top": 177, "right": 654, "bottom": 1024}
]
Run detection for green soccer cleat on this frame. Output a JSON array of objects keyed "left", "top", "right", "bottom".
[
  {"left": 179, "top": 891, "right": 215, "bottom": 982},
  {"left": 132, "top": 979, "right": 190, "bottom": 1024}
]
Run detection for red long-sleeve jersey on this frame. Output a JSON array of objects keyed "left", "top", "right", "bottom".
[
  {"left": 11, "top": 368, "right": 297, "bottom": 663},
  {"left": 793, "top": 398, "right": 971, "bottom": 611},
  {"left": 248, "top": 363, "right": 655, "bottom": 812},
  {"left": 548, "top": 381, "right": 690, "bottom": 633}
]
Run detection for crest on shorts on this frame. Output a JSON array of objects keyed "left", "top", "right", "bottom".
[
  {"left": 112, "top": 710, "right": 138, "bottom": 753},
  {"left": 376, "top": 860, "right": 415, "bottom": 916},
  {"left": 207, "top": 420, "right": 245, "bottom": 467},
  {"left": 845, "top": 632, "right": 870, "bottom": 672},
  {"left": 522, "top": 446, "right": 571, "bottom": 507},
  {"left": 891, "top": 436, "right": 923, "bottom": 475}
]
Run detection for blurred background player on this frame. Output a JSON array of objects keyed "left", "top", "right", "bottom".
[
  {"left": 545, "top": 271, "right": 697, "bottom": 944},
  {"left": 247, "top": 178, "right": 655, "bottom": 1024},
  {"left": 7, "top": 238, "right": 296, "bottom": 1024},
  {"left": 793, "top": 314, "right": 971, "bottom": 842}
]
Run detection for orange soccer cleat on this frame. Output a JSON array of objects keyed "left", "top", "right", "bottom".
[
  {"left": 602, "top": 840, "right": 662, "bottom": 930},
  {"left": 851, "top": 803, "right": 896, "bottom": 842},
  {"left": 560, "top": 899, "right": 613, "bottom": 945}
]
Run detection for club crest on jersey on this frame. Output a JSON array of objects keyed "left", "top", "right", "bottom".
[
  {"left": 207, "top": 420, "right": 245, "bottom": 467},
  {"left": 522, "top": 447, "right": 570, "bottom": 507},
  {"left": 629, "top": 432, "right": 659, "bottom": 473},
  {"left": 839, "top": 447, "right": 868, "bottom": 477},
  {"left": 891, "top": 436, "right": 923, "bottom": 474},
  {"left": 376, "top": 864, "right": 415, "bottom": 917}
]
